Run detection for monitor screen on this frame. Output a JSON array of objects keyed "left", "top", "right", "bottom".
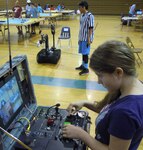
[
  {"left": 136, "top": 10, "right": 142, "bottom": 15},
  {"left": 0, "top": 71, "right": 24, "bottom": 129}
]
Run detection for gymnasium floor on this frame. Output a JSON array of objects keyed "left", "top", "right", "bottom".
[{"left": 0, "top": 15, "right": 143, "bottom": 149}]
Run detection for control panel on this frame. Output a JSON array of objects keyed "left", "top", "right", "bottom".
[
  {"left": 0, "top": 55, "right": 91, "bottom": 150},
  {"left": 14, "top": 105, "right": 90, "bottom": 150}
]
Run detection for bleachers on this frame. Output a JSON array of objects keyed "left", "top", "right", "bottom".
[{"left": 0, "top": 0, "right": 143, "bottom": 15}]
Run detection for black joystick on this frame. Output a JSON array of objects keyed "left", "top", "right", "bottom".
[
  {"left": 54, "top": 104, "right": 60, "bottom": 118},
  {"left": 46, "top": 103, "right": 61, "bottom": 118}
]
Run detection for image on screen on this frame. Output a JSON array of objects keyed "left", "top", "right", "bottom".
[{"left": 0, "top": 76, "right": 23, "bottom": 126}]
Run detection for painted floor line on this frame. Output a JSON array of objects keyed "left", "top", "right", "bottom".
[{"left": 32, "top": 76, "right": 106, "bottom": 91}]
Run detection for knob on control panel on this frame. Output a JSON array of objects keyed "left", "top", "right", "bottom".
[{"left": 47, "top": 118, "right": 54, "bottom": 126}]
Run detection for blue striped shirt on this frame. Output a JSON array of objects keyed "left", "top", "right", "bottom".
[{"left": 78, "top": 12, "right": 94, "bottom": 42}]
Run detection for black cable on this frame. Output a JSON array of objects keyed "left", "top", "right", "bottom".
[
  {"left": 6, "top": 0, "right": 13, "bottom": 74},
  {"left": 7, "top": 120, "right": 25, "bottom": 132}
]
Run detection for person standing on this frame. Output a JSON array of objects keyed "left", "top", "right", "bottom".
[
  {"left": 37, "top": 4, "right": 43, "bottom": 13},
  {"left": 129, "top": 4, "right": 136, "bottom": 17},
  {"left": 12, "top": 0, "right": 23, "bottom": 34},
  {"left": 25, "top": 0, "right": 32, "bottom": 33},
  {"left": 25, "top": 0, "right": 32, "bottom": 18},
  {"left": 75, "top": 1, "right": 94, "bottom": 76},
  {"left": 128, "top": 4, "right": 136, "bottom": 26},
  {"left": 30, "top": 3, "right": 39, "bottom": 34}
]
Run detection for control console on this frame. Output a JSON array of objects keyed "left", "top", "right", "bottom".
[
  {"left": 14, "top": 106, "right": 90, "bottom": 150},
  {"left": 0, "top": 55, "right": 91, "bottom": 150}
]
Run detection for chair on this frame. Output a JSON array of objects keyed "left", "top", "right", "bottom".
[
  {"left": 120, "top": 13, "right": 127, "bottom": 30},
  {"left": 57, "top": 26, "right": 72, "bottom": 48},
  {"left": 0, "top": 26, "right": 3, "bottom": 35},
  {"left": 132, "top": 16, "right": 143, "bottom": 31},
  {"left": 0, "top": 25, "right": 8, "bottom": 38},
  {"left": 126, "top": 36, "right": 143, "bottom": 66}
]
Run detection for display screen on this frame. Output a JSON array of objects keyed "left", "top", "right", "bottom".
[
  {"left": 0, "top": 72, "right": 24, "bottom": 129},
  {"left": 136, "top": 10, "right": 142, "bottom": 15}
]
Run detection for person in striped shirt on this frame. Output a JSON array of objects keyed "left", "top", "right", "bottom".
[{"left": 75, "top": 1, "right": 94, "bottom": 75}]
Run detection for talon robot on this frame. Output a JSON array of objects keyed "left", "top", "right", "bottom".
[{"left": 36, "top": 24, "right": 61, "bottom": 64}]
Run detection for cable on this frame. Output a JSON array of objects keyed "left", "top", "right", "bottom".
[
  {"left": 7, "top": 120, "right": 25, "bottom": 132},
  {"left": 24, "top": 104, "right": 33, "bottom": 114},
  {"left": 24, "top": 104, "right": 37, "bottom": 122},
  {"left": 6, "top": 0, "right": 13, "bottom": 74},
  {"left": 17, "top": 117, "right": 31, "bottom": 133}
]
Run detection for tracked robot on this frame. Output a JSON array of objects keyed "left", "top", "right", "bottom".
[{"left": 36, "top": 24, "right": 61, "bottom": 64}]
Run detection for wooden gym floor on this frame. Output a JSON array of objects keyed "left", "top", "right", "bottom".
[{"left": 0, "top": 15, "right": 143, "bottom": 149}]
